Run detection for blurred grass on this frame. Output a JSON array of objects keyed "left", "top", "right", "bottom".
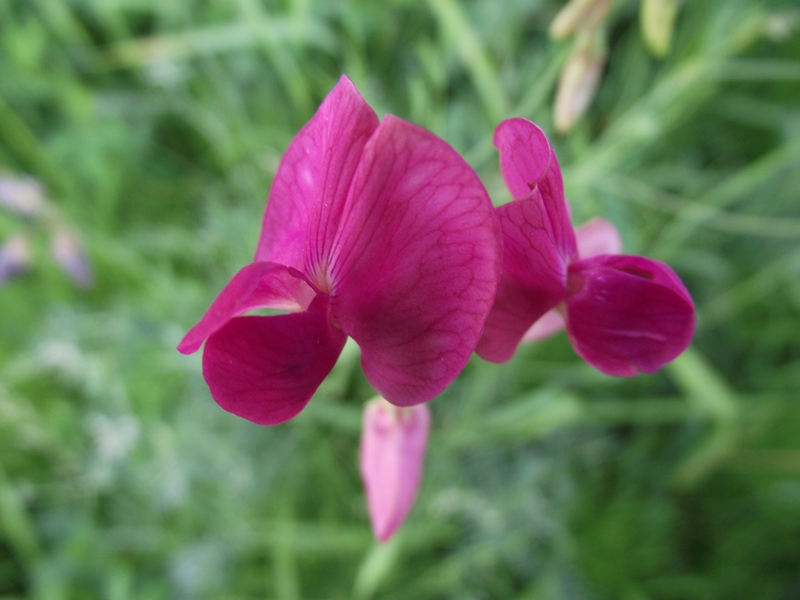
[{"left": 0, "top": 0, "right": 799, "bottom": 598}]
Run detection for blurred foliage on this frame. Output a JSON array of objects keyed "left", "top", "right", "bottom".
[{"left": 0, "top": 0, "right": 799, "bottom": 598}]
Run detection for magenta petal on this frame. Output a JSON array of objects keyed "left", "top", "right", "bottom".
[
  {"left": 359, "top": 399, "right": 430, "bottom": 542},
  {"left": 493, "top": 118, "right": 552, "bottom": 201},
  {"left": 575, "top": 218, "right": 623, "bottom": 258},
  {"left": 201, "top": 295, "right": 347, "bottom": 425},
  {"left": 565, "top": 255, "right": 696, "bottom": 376},
  {"left": 254, "top": 75, "right": 380, "bottom": 273},
  {"left": 178, "top": 262, "right": 316, "bottom": 354},
  {"left": 331, "top": 116, "right": 502, "bottom": 405},
  {"left": 476, "top": 195, "right": 567, "bottom": 362},
  {"left": 493, "top": 118, "right": 576, "bottom": 263}
]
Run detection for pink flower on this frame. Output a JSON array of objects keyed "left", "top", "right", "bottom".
[
  {"left": 476, "top": 118, "right": 695, "bottom": 376},
  {"left": 178, "top": 76, "right": 502, "bottom": 424},
  {"left": 360, "top": 397, "right": 430, "bottom": 542}
]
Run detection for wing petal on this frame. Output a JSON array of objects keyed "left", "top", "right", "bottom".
[{"left": 201, "top": 295, "right": 346, "bottom": 425}]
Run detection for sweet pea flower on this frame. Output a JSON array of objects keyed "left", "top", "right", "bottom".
[
  {"left": 360, "top": 397, "right": 430, "bottom": 542},
  {"left": 476, "top": 118, "right": 695, "bottom": 376},
  {"left": 178, "top": 76, "right": 501, "bottom": 424}
]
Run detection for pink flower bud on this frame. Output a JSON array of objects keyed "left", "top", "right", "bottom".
[{"left": 359, "top": 397, "right": 430, "bottom": 543}]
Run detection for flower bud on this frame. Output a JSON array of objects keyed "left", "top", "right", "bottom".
[
  {"left": 359, "top": 397, "right": 430, "bottom": 543},
  {"left": 554, "top": 32, "right": 607, "bottom": 133},
  {"left": 550, "top": 0, "right": 599, "bottom": 40}
]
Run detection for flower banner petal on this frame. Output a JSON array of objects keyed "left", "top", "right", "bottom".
[
  {"left": 360, "top": 398, "right": 430, "bottom": 542},
  {"left": 254, "top": 75, "right": 380, "bottom": 276},
  {"left": 494, "top": 118, "right": 576, "bottom": 263},
  {"left": 331, "top": 116, "right": 502, "bottom": 406},
  {"left": 476, "top": 194, "right": 567, "bottom": 362},
  {"left": 565, "top": 254, "right": 695, "bottom": 376},
  {"left": 201, "top": 295, "right": 347, "bottom": 425},
  {"left": 178, "top": 261, "right": 316, "bottom": 355}
]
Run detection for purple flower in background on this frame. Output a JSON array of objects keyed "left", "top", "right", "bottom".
[
  {"left": 51, "top": 227, "right": 94, "bottom": 289},
  {"left": 477, "top": 118, "right": 695, "bottom": 376},
  {"left": 0, "top": 235, "right": 30, "bottom": 283},
  {"left": 0, "top": 176, "right": 46, "bottom": 218},
  {"left": 360, "top": 397, "right": 430, "bottom": 542},
  {"left": 178, "top": 76, "right": 502, "bottom": 425}
]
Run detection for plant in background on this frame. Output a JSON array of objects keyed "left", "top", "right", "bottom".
[
  {"left": 477, "top": 118, "right": 695, "bottom": 375},
  {"left": 3, "top": 0, "right": 799, "bottom": 594}
]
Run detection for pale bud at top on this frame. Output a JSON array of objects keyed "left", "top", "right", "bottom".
[
  {"left": 550, "top": 0, "right": 610, "bottom": 40},
  {"left": 551, "top": 0, "right": 596, "bottom": 40},
  {"left": 554, "top": 31, "right": 607, "bottom": 133},
  {"left": 359, "top": 397, "right": 430, "bottom": 543}
]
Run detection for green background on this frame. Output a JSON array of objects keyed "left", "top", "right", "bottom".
[{"left": 1, "top": 0, "right": 799, "bottom": 598}]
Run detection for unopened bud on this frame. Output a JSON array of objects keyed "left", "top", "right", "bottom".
[
  {"left": 0, "top": 176, "right": 47, "bottom": 218},
  {"left": 641, "top": 0, "right": 681, "bottom": 57},
  {"left": 554, "top": 33, "right": 607, "bottom": 133},
  {"left": 359, "top": 397, "right": 430, "bottom": 543},
  {"left": 0, "top": 235, "right": 31, "bottom": 283},
  {"left": 550, "top": 0, "right": 600, "bottom": 40},
  {"left": 51, "top": 227, "right": 94, "bottom": 288}
]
